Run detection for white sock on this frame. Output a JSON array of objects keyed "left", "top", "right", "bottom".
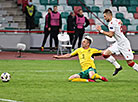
[
  {"left": 132, "top": 63, "right": 138, "bottom": 72},
  {"left": 106, "top": 55, "right": 121, "bottom": 69}
]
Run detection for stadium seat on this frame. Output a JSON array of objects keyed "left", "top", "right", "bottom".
[
  {"left": 95, "top": 19, "right": 104, "bottom": 25},
  {"left": 130, "top": 0, "right": 138, "bottom": 6},
  {"left": 98, "top": 13, "right": 104, "bottom": 19},
  {"left": 109, "top": 7, "right": 118, "bottom": 13},
  {"left": 58, "top": 6, "right": 64, "bottom": 13},
  {"left": 112, "top": 0, "right": 121, "bottom": 7},
  {"left": 62, "top": 18, "right": 67, "bottom": 25},
  {"left": 89, "top": 19, "right": 95, "bottom": 25},
  {"left": 59, "top": 0, "right": 67, "bottom": 5},
  {"left": 91, "top": 25, "right": 97, "bottom": 31},
  {"left": 134, "top": 13, "right": 138, "bottom": 19},
  {"left": 124, "top": 13, "right": 134, "bottom": 21},
  {"left": 127, "top": 7, "right": 136, "bottom": 13},
  {"left": 34, "top": 11, "right": 42, "bottom": 25},
  {"left": 61, "top": 12, "right": 69, "bottom": 18},
  {"left": 95, "top": 0, "right": 103, "bottom": 7},
  {"left": 122, "top": 19, "right": 131, "bottom": 25},
  {"left": 85, "top": 25, "right": 91, "bottom": 31},
  {"left": 68, "top": 0, "right": 77, "bottom": 5},
  {"left": 32, "top": 0, "right": 40, "bottom": 4},
  {"left": 90, "top": 12, "right": 98, "bottom": 20},
  {"left": 131, "top": 19, "right": 138, "bottom": 25},
  {"left": 119, "top": 7, "right": 127, "bottom": 13},
  {"left": 74, "top": 6, "right": 82, "bottom": 14},
  {"left": 100, "top": 6, "right": 110, "bottom": 12},
  {"left": 112, "top": 0, "right": 130, "bottom": 6},
  {"left": 40, "top": 0, "right": 49, "bottom": 5},
  {"left": 85, "top": 0, "right": 94, "bottom": 6},
  {"left": 91, "top": 6, "right": 100, "bottom": 14},
  {"left": 37, "top": 5, "right": 46, "bottom": 12},
  {"left": 116, "top": 13, "right": 124, "bottom": 19},
  {"left": 136, "top": 7, "right": 138, "bottom": 13},
  {"left": 83, "top": 12, "right": 89, "bottom": 19},
  {"left": 50, "top": 0, "right": 58, "bottom": 5},
  {"left": 64, "top": 24, "right": 67, "bottom": 30},
  {"left": 46, "top": 5, "right": 53, "bottom": 10},
  {"left": 136, "top": 25, "right": 138, "bottom": 31},
  {"left": 39, "top": 18, "right": 45, "bottom": 24},
  {"left": 103, "top": 0, "right": 112, "bottom": 7},
  {"left": 64, "top": 6, "right": 72, "bottom": 12},
  {"left": 57, "top": 33, "right": 72, "bottom": 55},
  {"left": 42, "top": 11, "right": 47, "bottom": 18},
  {"left": 40, "top": 23, "right": 45, "bottom": 30},
  {"left": 128, "top": 25, "right": 137, "bottom": 31},
  {"left": 82, "top": 6, "right": 91, "bottom": 12}
]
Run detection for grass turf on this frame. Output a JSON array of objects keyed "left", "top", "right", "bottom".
[{"left": 0, "top": 60, "right": 138, "bottom": 102}]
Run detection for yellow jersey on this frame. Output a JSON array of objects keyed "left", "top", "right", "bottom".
[{"left": 71, "top": 47, "right": 102, "bottom": 71}]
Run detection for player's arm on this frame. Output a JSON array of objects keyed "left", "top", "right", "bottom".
[
  {"left": 91, "top": 49, "right": 104, "bottom": 58},
  {"left": 53, "top": 54, "right": 72, "bottom": 59},
  {"left": 96, "top": 25, "right": 114, "bottom": 38},
  {"left": 53, "top": 49, "right": 79, "bottom": 59}
]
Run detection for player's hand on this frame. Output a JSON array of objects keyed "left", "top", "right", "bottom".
[
  {"left": 48, "top": 27, "right": 51, "bottom": 31},
  {"left": 96, "top": 25, "right": 102, "bottom": 31},
  {"left": 53, "top": 55, "right": 60, "bottom": 59}
]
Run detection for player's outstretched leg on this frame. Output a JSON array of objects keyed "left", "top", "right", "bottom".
[
  {"left": 68, "top": 74, "right": 95, "bottom": 82},
  {"left": 103, "top": 54, "right": 122, "bottom": 76},
  {"left": 113, "top": 66, "right": 123, "bottom": 76},
  {"left": 128, "top": 61, "right": 138, "bottom": 72},
  {"left": 91, "top": 73, "right": 108, "bottom": 82}
]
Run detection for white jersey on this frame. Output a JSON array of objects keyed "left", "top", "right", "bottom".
[
  {"left": 105, "top": 35, "right": 116, "bottom": 42},
  {"left": 108, "top": 18, "right": 134, "bottom": 60},
  {"left": 108, "top": 18, "right": 128, "bottom": 44}
]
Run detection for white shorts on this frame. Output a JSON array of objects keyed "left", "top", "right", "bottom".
[{"left": 108, "top": 41, "right": 134, "bottom": 60}]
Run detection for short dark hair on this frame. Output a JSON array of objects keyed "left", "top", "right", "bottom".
[
  {"left": 85, "top": 38, "right": 91, "bottom": 45},
  {"left": 103, "top": 9, "right": 112, "bottom": 15},
  {"left": 48, "top": 8, "right": 52, "bottom": 11}
]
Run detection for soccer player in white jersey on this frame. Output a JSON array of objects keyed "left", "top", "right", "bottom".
[{"left": 96, "top": 9, "right": 138, "bottom": 75}]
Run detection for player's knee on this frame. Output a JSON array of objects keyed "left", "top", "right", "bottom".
[
  {"left": 68, "top": 74, "right": 79, "bottom": 81},
  {"left": 128, "top": 61, "right": 135, "bottom": 67},
  {"left": 102, "top": 54, "right": 110, "bottom": 58}
]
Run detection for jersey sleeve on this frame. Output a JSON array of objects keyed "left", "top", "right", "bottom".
[
  {"left": 70, "top": 49, "right": 79, "bottom": 56},
  {"left": 91, "top": 48, "right": 102, "bottom": 58},
  {"left": 92, "top": 48, "right": 102, "bottom": 54}
]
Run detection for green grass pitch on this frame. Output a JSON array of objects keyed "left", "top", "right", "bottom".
[{"left": 0, "top": 60, "right": 138, "bottom": 102}]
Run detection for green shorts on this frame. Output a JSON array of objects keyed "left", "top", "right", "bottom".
[{"left": 78, "top": 67, "right": 97, "bottom": 79}]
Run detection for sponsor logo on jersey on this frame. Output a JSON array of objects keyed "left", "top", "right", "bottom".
[{"left": 110, "top": 27, "right": 113, "bottom": 29}]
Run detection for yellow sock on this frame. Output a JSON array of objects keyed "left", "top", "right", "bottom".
[
  {"left": 91, "top": 74, "right": 101, "bottom": 80},
  {"left": 71, "top": 78, "right": 88, "bottom": 82}
]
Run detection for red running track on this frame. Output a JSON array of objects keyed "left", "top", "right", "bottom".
[{"left": 0, "top": 51, "right": 138, "bottom": 60}]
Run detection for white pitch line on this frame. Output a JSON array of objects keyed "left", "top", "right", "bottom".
[{"left": 0, "top": 98, "right": 23, "bottom": 102}]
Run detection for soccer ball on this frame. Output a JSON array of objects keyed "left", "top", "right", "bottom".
[{"left": 1, "top": 72, "right": 11, "bottom": 82}]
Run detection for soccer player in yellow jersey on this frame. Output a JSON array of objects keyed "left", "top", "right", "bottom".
[{"left": 53, "top": 36, "right": 108, "bottom": 82}]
